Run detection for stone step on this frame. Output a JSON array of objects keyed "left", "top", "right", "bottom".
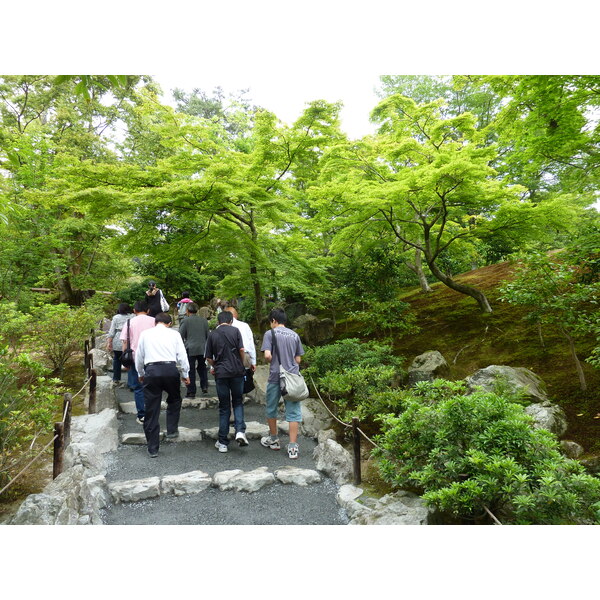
[
  {"left": 121, "top": 427, "right": 203, "bottom": 444},
  {"left": 120, "top": 421, "right": 295, "bottom": 443},
  {"left": 118, "top": 396, "right": 253, "bottom": 414},
  {"left": 108, "top": 465, "right": 323, "bottom": 503}
]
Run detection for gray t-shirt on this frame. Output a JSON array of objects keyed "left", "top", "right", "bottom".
[{"left": 260, "top": 326, "right": 305, "bottom": 384}]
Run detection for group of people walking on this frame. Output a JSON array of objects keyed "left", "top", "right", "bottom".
[{"left": 106, "top": 286, "right": 305, "bottom": 460}]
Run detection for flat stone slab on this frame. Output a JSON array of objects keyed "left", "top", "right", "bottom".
[
  {"left": 122, "top": 432, "right": 164, "bottom": 445},
  {"left": 274, "top": 466, "right": 322, "bottom": 486},
  {"left": 109, "top": 477, "right": 161, "bottom": 503},
  {"left": 164, "top": 427, "right": 203, "bottom": 442},
  {"left": 213, "top": 467, "right": 275, "bottom": 492},
  {"left": 160, "top": 470, "right": 212, "bottom": 495},
  {"left": 119, "top": 401, "right": 137, "bottom": 414},
  {"left": 203, "top": 421, "right": 269, "bottom": 440}
]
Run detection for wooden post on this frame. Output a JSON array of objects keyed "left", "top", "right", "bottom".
[
  {"left": 91, "top": 327, "right": 96, "bottom": 350},
  {"left": 88, "top": 369, "right": 97, "bottom": 414},
  {"left": 63, "top": 393, "right": 72, "bottom": 446},
  {"left": 84, "top": 340, "right": 90, "bottom": 372},
  {"left": 352, "top": 417, "right": 362, "bottom": 486},
  {"left": 53, "top": 422, "right": 64, "bottom": 479}
]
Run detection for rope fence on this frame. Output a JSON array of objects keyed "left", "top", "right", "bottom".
[
  {"left": 308, "top": 373, "right": 383, "bottom": 486},
  {"left": 0, "top": 329, "right": 98, "bottom": 499}
]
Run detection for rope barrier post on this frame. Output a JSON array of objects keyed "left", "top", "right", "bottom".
[
  {"left": 91, "top": 327, "right": 96, "bottom": 349},
  {"left": 84, "top": 340, "right": 90, "bottom": 372},
  {"left": 88, "top": 369, "right": 97, "bottom": 414},
  {"left": 63, "top": 393, "right": 72, "bottom": 446},
  {"left": 352, "top": 416, "right": 362, "bottom": 486},
  {"left": 53, "top": 422, "right": 64, "bottom": 479}
]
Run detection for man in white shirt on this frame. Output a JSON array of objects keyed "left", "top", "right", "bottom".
[
  {"left": 135, "top": 312, "right": 190, "bottom": 458},
  {"left": 225, "top": 306, "right": 256, "bottom": 371}
]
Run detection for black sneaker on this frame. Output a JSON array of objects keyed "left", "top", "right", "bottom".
[
  {"left": 202, "top": 388, "right": 208, "bottom": 394},
  {"left": 148, "top": 450, "right": 158, "bottom": 458},
  {"left": 166, "top": 431, "right": 179, "bottom": 439}
]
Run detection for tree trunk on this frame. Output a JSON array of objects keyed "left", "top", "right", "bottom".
[
  {"left": 250, "top": 264, "right": 265, "bottom": 331},
  {"left": 406, "top": 249, "right": 432, "bottom": 293},
  {"left": 427, "top": 257, "right": 493, "bottom": 313},
  {"left": 561, "top": 326, "right": 587, "bottom": 391}
]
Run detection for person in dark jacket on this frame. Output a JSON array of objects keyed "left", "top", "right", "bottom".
[
  {"left": 178, "top": 302, "right": 210, "bottom": 397},
  {"left": 204, "top": 310, "right": 248, "bottom": 452}
]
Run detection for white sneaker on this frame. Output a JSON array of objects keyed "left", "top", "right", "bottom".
[
  {"left": 287, "top": 443, "right": 299, "bottom": 459},
  {"left": 214, "top": 441, "right": 228, "bottom": 453},
  {"left": 260, "top": 435, "right": 281, "bottom": 450},
  {"left": 235, "top": 432, "right": 249, "bottom": 446}
]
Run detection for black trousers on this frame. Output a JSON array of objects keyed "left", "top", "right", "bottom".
[{"left": 143, "top": 363, "right": 182, "bottom": 454}]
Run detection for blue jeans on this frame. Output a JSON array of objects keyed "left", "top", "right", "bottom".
[
  {"left": 127, "top": 366, "right": 145, "bottom": 419},
  {"left": 112, "top": 350, "right": 123, "bottom": 382},
  {"left": 215, "top": 376, "right": 245, "bottom": 445}
]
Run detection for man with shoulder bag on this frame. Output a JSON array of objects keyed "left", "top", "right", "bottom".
[
  {"left": 204, "top": 310, "right": 249, "bottom": 453},
  {"left": 259, "top": 308, "right": 306, "bottom": 459}
]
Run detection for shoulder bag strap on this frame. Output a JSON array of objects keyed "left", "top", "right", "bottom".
[{"left": 271, "top": 328, "right": 281, "bottom": 364}]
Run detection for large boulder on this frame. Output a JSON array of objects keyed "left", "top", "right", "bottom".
[
  {"left": 252, "top": 365, "right": 270, "bottom": 405},
  {"left": 560, "top": 440, "right": 584, "bottom": 459},
  {"left": 408, "top": 350, "right": 450, "bottom": 385},
  {"left": 89, "top": 348, "right": 111, "bottom": 374},
  {"left": 313, "top": 439, "right": 353, "bottom": 485},
  {"left": 524, "top": 401, "right": 568, "bottom": 437},
  {"left": 465, "top": 365, "right": 549, "bottom": 403},
  {"left": 70, "top": 409, "right": 119, "bottom": 453},
  {"left": 300, "top": 398, "right": 334, "bottom": 438},
  {"left": 293, "top": 314, "right": 335, "bottom": 346}
]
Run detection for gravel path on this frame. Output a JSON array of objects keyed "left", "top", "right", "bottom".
[{"left": 100, "top": 381, "right": 348, "bottom": 525}]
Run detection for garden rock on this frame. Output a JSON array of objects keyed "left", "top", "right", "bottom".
[
  {"left": 349, "top": 490, "right": 430, "bottom": 525},
  {"left": 524, "top": 401, "right": 568, "bottom": 436},
  {"left": 294, "top": 314, "right": 335, "bottom": 346},
  {"left": 252, "top": 365, "right": 270, "bottom": 404},
  {"left": 109, "top": 476, "right": 161, "bottom": 503},
  {"left": 313, "top": 439, "right": 353, "bottom": 485},
  {"left": 64, "top": 441, "right": 106, "bottom": 476},
  {"left": 85, "top": 374, "right": 117, "bottom": 412},
  {"left": 89, "top": 348, "right": 111, "bottom": 373},
  {"left": 160, "top": 470, "right": 212, "bottom": 495},
  {"left": 70, "top": 409, "right": 119, "bottom": 453},
  {"left": 337, "top": 484, "right": 372, "bottom": 520},
  {"left": 274, "top": 466, "right": 322, "bottom": 486},
  {"left": 10, "top": 494, "right": 64, "bottom": 525},
  {"left": 301, "top": 398, "right": 334, "bottom": 438},
  {"left": 408, "top": 350, "right": 450, "bottom": 385},
  {"left": 560, "top": 440, "right": 584, "bottom": 459},
  {"left": 213, "top": 467, "right": 275, "bottom": 492},
  {"left": 465, "top": 365, "right": 549, "bottom": 402},
  {"left": 318, "top": 429, "right": 337, "bottom": 444}
]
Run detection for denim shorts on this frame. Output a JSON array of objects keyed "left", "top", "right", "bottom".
[{"left": 266, "top": 382, "right": 302, "bottom": 422}]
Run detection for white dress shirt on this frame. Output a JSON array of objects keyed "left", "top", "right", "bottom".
[
  {"left": 135, "top": 324, "right": 190, "bottom": 378},
  {"left": 232, "top": 317, "right": 256, "bottom": 366}
]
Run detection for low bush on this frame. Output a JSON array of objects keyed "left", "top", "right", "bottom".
[
  {"left": 303, "top": 338, "right": 406, "bottom": 421},
  {"left": 374, "top": 379, "right": 600, "bottom": 524}
]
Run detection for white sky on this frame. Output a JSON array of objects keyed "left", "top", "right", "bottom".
[{"left": 154, "top": 71, "right": 382, "bottom": 139}]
